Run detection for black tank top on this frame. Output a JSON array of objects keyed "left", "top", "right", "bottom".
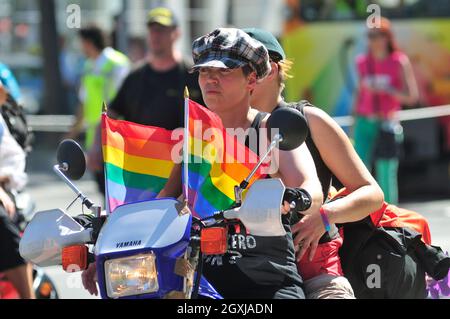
[
  {"left": 266, "top": 102, "right": 339, "bottom": 244},
  {"left": 202, "top": 112, "right": 305, "bottom": 299},
  {"left": 244, "top": 111, "right": 267, "bottom": 155},
  {"left": 275, "top": 100, "right": 334, "bottom": 201},
  {"left": 245, "top": 103, "right": 333, "bottom": 200}
]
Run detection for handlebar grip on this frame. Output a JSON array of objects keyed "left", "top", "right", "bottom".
[
  {"left": 87, "top": 252, "right": 96, "bottom": 264},
  {"left": 223, "top": 208, "right": 239, "bottom": 220},
  {"left": 82, "top": 198, "right": 94, "bottom": 209},
  {"left": 283, "top": 187, "right": 312, "bottom": 212}
]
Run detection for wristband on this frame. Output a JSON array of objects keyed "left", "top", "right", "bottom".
[{"left": 320, "top": 207, "right": 331, "bottom": 232}]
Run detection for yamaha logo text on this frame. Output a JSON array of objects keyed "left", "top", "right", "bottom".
[{"left": 115, "top": 240, "right": 142, "bottom": 249}]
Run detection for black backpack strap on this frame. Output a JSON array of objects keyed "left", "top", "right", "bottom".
[
  {"left": 250, "top": 111, "right": 267, "bottom": 130},
  {"left": 245, "top": 112, "right": 268, "bottom": 155},
  {"left": 278, "top": 99, "right": 315, "bottom": 128},
  {"left": 287, "top": 99, "right": 314, "bottom": 118}
]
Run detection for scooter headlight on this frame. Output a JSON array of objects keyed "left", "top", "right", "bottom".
[{"left": 105, "top": 253, "right": 158, "bottom": 298}]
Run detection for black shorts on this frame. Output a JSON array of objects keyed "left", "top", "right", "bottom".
[{"left": 0, "top": 204, "right": 26, "bottom": 272}]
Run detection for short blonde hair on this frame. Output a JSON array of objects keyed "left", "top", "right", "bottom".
[
  {"left": 275, "top": 58, "right": 293, "bottom": 93},
  {"left": 277, "top": 59, "right": 294, "bottom": 82}
]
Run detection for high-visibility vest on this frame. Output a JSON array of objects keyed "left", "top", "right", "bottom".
[{"left": 81, "top": 49, "right": 129, "bottom": 148}]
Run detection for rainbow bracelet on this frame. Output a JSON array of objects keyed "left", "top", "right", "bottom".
[{"left": 320, "top": 207, "right": 331, "bottom": 232}]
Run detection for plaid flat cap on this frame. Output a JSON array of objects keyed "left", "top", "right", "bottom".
[{"left": 191, "top": 28, "right": 271, "bottom": 80}]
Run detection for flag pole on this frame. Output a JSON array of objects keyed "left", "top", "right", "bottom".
[
  {"left": 101, "top": 101, "right": 110, "bottom": 214},
  {"left": 183, "top": 87, "right": 190, "bottom": 205}
]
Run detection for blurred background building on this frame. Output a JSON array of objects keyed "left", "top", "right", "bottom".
[
  {"left": 282, "top": 0, "right": 450, "bottom": 199},
  {"left": 0, "top": 0, "right": 449, "bottom": 200}
]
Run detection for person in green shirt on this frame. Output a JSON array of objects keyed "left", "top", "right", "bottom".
[{"left": 67, "top": 25, "right": 130, "bottom": 195}]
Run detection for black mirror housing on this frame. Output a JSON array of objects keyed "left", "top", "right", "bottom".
[
  {"left": 56, "top": 139, "right": 87, "bottom": 181},
  {"left": 266, "top": 107, "right": 309, "bottom": 151}
]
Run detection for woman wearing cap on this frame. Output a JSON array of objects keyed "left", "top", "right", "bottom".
[
  {"left": 353, "top": 17, "right": 419, "bottom": 205},
  {"left": 245, "top": 28, "right": 385, "bottom": 299},
  {"left": 170, "top": 28, "right": 324, "bottom": 299}
]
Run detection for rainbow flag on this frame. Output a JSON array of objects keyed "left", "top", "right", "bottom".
[
  {"left": 185, "top": 99, "right": 266, "bottom": 218},
  {"left": 101, "top": 99, "right": 266, "bottom": 217},
  {"left": 101, "top": 113, "right": 180, "bottom": 212}
]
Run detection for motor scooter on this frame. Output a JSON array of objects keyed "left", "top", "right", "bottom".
[{"left": 19, "top": 107, "right": 308, "bottom": 299}]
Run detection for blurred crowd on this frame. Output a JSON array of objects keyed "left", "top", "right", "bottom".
[{"left": 1, "top": 4, "right": 449, "bottom": 300}]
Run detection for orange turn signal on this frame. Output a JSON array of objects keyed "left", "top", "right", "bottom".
[
  {"left": 62, "top": 245, "right": 88, "bottom": 272},
  {"left": 200, "top": 227, "right": 228, "bottom": 255},
  {"left": 39, "top": 282, "right": 53, "bottom": 298}
]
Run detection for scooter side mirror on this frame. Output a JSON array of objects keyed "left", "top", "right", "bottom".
[
  {"left": 19, "top": 209, "right": 92, "bottom": 267},
  {"left": 56, "top": 139, "right": 86, "bottom": 181},
  {"left": 266, "top": 107, "right": 309, "bottom": 151},
  {"left": 224, "top": 179, "right": 286, "bottom": 237}
]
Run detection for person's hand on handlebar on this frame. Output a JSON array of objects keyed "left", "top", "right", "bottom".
[
  {"left": 82, "top": 262, "right": 98, "bottom": 296},
  {"left": 292, "top": 212, "right": 327, "bottom": 262},
  {"left": 283, "top": 187, "right": 328, "bottom": 262},
  {"left": 282, "top": 187, "right": 312, "bottom": 220}
]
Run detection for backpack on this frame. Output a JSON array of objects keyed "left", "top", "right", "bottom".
[
  {"left": 1, "top": 93, "right": 34, "bottom": 152},
  {"left": 339, "top": 215, "right": 428, "bottom": 299},
  {"left": 330, "top": 189, "right": 449, "bottom": 299}
]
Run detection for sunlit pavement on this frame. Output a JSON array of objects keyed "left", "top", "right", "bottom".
[{"left": 402, "top": 200, "right": 450, "bottom": 254}]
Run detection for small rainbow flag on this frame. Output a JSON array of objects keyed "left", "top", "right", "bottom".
[
  {"left": 184, "top": 99, "right": 266, "bottom": 218},
  {"left": 101, "top": 113, "right": 180, "bottom": 212},
  {"left": 101, "top": 99, "right": 266, "bottom": 217}
]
